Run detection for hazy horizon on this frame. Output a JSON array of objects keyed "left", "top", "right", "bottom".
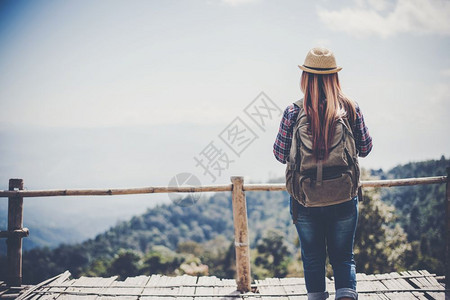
[{"left": 1, "top": 0, "right": 449, "bottom": 245}]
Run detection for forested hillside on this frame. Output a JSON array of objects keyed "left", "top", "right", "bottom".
[
  {"left": 0, "top": 157, "right": 447, "bottom": 284},
  {"left": 377, "top": 156, "right": 448, "bottom": 275}
]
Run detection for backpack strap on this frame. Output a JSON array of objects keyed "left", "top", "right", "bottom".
[
  {"left": 293, "top": 99, "right": 303, "bottom": 110},
  {"left": 287, "top": 99, "right": 306, "bottom": 171},
  {"left": 341, "top": 117, "right": 355, "bottom": 139}
]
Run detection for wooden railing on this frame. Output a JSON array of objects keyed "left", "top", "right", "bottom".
[{"left": 0, "top": 171, "right": 449, "bottom": 292}]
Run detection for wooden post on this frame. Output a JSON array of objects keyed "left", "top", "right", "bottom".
[
  {"left": 7, "top": 178, "right": 24, "bottom": 287},
  {"left": 230, "top": 176, "right": 251, "bottom": 293},
  {"left": 446, "top": 168, "right": 450, "bottom": 292}
]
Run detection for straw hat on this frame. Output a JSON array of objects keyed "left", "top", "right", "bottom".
[{"left": 298, "top": 47, "right": 342, "bottom": 74}]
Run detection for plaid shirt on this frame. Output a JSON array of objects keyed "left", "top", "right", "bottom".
[{"left": 273, "top": 101, "right": 373, "bottom": 164}]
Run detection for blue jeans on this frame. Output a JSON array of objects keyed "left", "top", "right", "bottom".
[{"left": 290, "top": 196, "right": 358, "bottom": 300}]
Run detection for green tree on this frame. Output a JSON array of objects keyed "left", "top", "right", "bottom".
[
  {"left": 380, "top": 156, "right": 448, "bottom": 275},
  {"left": 355, "top": 187, "right": 412, "bottom": 274},
  {"left": 107, "top": 250, "right": 141, "bottom": 280},
  {"left": 82, "top": 258, "right": 109, "bottom": 277},
  {"left": 253, "top": 229, "right": 292, "bottom": 278},
  {"left": 141, "top": 246, "right": 181, "bottom": 275}
]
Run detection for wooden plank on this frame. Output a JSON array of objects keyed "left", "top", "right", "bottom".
[
  {"left": 217, "top": 278, "right": 240, "bottom": 300},
  {"left": 141, "top": 274, "right": 168, "bottom": 300},
  {"left": 360, "top": 294, "right": 387, "bottom": 299},
  {"left": 104, "top": 281, "right": 136, "bottom": 299},
  {"left": 355, "top": 273, "right": 388, "bottom": 299},
  {"left": 379, "top": 280, "right": 400, "bottom": 298},
  {"left": 375, "top": 292, "right": 391, "bottom": 300},
  {"left": 59, "top": 276, "right": 114, "bottom": 300},
  {"left": 48, "top": 277, "right": 81, "bottom": 299},
  {"left": 447, "top": 168, "right": 450, "bottom": 291},
  {"left": 0, "top": 184, "right": 233, "bottom": 198},
  {"left": 293, "top": 277, "right": 307, "bottom": 299},
  {"left": 378, "top": 273, "right": 413, "bottom": 299},
  {"left": 385, "top": 273, "right": 415, "bottom": 298},
  {"left": 279, "top": 277, "right": 307, "bottom": 300},
  {"left": 231, "top": 176, "right": 251, "bottom": 293},
  {"left": 426, "top": 292, "right": 444, "bottom": 300},
  {"left": 94, "top": 277, "right": 124, "bottom": 300},
  {"left": 365, "top": 274, "right": 387, "bottom": 292},
  {"left": 19, "top": 271, "right": 71, "bottom": 300},
  {"left": 357, "top": 273, "right": 374, "bottom": 293},
  {"left": 210, "top": 276, "right": 221, "bottom": 298},
  {"left": 354, "top": 271, "right": 448, "bottom": 300},
  {"left": 253, "top": 279, "right": 264, "bottom": 299},
  {"left": 401, "top": 270, "right": 430, "bottom": 299},
  {"left": 412, "top": 275, "right": 434, "bottom": 299},
  {"left": 1, "top": 176, "right": 446, "bottom": 198},
  {"left": 58, "top": 276, "right": 101, "bottom": 299},
  {"left": 255, "top": 278, "right": 270, "bottom": 300},
  {"left": 256, "top": 278, "right": 289, "bottom": 300},
  {"left": 158, "top": 276, "right": 178, "bottom": 300},
  {"left": 79, "top": 276, "right": 109, "bottom": 299},
  {"left": 389, "top": 272, "right": 411, "bottom": 289},
  {"left": 6, "top": 179, "right": 24, "bottom": 287},
  {"left": 13, "top": 271, "right": 447, "bottom": 299},
  {"left": 140, "top": 274, "right": 163, "bottom": 300},
  {"left": 258, "top": 278, "right": 276, "bottom": 300},
  {"left": 194, "top": 276, "right": 216, "bottom": 299},
  {"left": 49, "top": 278, "right": 77, "bottom": 299},
  {"left": 269, "top": 278, "right": 288, "bottom": 299},
  {"left": 411, "top": 291, "right": 428, "bottom": 300},
  {"left": 55, "top": 276, "right": 93, "bottom": 299},
  {"left": 208, "top": 275, "right": 221, "bottom": 298},
  {"left": 95, "top": 276, "right": 147, "bottom": 300},
  {"left": 89, "top": 276, "right": 118, "bottom": 300},
  {"left": 171, "top": 275, "right": 189, "bottom": 298},
  {"left": 26, "top": 271, "right": 71, "bottom": 300},
  {"left": 176, "top": 274, "right": 197, "bottom": 300},
  {"left": 416, "top": 271, "right": 445, "bottom": 300},
  {"left": 122, "top": 275, "right": 151, "bottom": 299},
  {"left": 415, "top": 277, "right": 432, "bottom": 289},
  {"left": 419, "top": 270, "right": 444, "bottom": 289}
]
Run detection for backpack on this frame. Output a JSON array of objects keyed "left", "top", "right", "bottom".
[{"left": 286, "top": 99, "right": 360, "bottom": 220}]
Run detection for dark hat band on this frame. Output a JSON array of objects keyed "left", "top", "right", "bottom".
[{"left": 302, "top": 65, "right": 337, "bottom": 71}]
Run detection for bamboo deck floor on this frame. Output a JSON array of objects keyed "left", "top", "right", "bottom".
[{"left": 0, "top": 270, "right": 446, "bottom": 299}]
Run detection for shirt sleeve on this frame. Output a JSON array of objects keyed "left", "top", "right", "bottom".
[
  {"left": 353, "top": 104, "right": 373, "bottom": 157},
  {"left": 273, "top": 104, "right": 299, "bottom": 164}
]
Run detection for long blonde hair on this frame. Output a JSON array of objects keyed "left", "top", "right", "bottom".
[{"left": 300, "top": 71, "right": 356, "bottom": 161}]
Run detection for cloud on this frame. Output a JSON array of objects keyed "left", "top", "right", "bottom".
[
  {"left": 220, "top": 0, "right": 259, "bottom": 6},
  {"left": 430, "top": 82, "right": 450, "bottom": 105},
  {"left": 312, "top": 38, "right": 332, "bottom": 47},
  {"left": 441, "top": 68, "right": 450, "bottom": 77},
  {"left": 318, "top": 0, "right": 450, "bottom": 38}
]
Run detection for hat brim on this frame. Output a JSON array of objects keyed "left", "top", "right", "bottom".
[{"left": 298, "top": 65, "right": 342, "bottom": 74}]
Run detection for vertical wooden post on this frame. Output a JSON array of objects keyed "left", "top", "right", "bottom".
[
  {"left": 7, "top": 178, "right": 24, "bottom": 287},
  {"left": 230, "top": 176, "right": 251, "bottom": 293},
  {"left": 446, "top": 168, "right": 450, "bottom": 292}
]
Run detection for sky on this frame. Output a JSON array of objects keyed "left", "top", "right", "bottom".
[{"left": 0, "top": 0, "right": 449, "bottom": 242}]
